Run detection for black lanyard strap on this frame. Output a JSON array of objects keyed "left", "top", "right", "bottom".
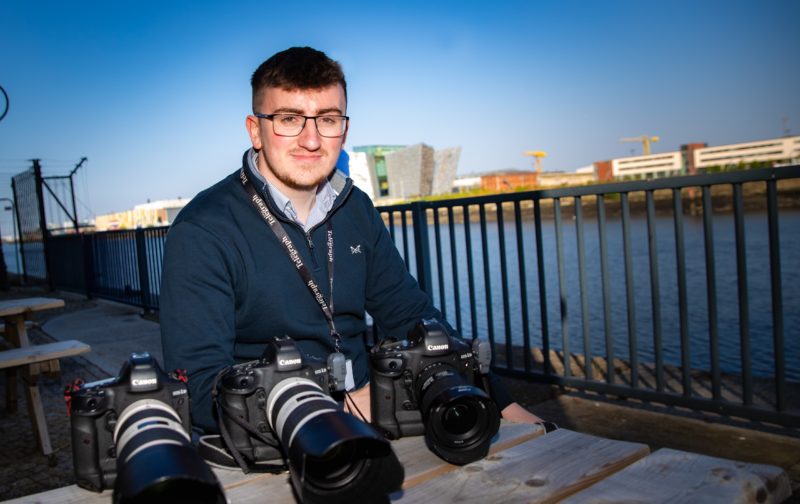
[{"left": 239, "top": 167, "right": 341, "bottom": 351}]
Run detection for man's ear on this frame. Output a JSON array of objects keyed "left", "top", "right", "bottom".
[{"left": 245, "top": 115, "right": 263, "bottom": 150}]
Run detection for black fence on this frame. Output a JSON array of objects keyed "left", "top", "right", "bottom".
[{"left": 43, "top": 166, "right": 800, "bottom": 428}]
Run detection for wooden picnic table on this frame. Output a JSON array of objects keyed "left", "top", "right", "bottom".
[
  {"left": 3, "top": 421, "right": 791, "bottom": 503},
  {"left": 0, "top": 297, "right": 90, "bottom": 460}
]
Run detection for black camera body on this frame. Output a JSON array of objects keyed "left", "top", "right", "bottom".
[
  {"left": 218, "top": 336, "right": 403, "bottom": 504},
  {"left": 217, "top": 335, "right": 347, "bottom": 461},
  {"left": 69, "top": 353, "right": 190, "bottom": 491},
  {"left": 370, "top": 318, "right": 500, "bottom": 465}
]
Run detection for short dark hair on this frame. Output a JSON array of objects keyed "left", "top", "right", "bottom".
[{"left": 251, "top": 47, "right": 347, "bottom": 111}]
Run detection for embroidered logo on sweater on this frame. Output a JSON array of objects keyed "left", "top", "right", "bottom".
[{"left": 350, "top": 245, "right": 362, "bottom": 254}]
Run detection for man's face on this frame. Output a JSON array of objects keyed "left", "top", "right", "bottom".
[{"left": 246, "top": 84, "right": 347, "bottom": 192}]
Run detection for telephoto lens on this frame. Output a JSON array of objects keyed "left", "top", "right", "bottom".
[
  {"left": 112, "top": 398, "right": 225, "bottom": 504},
  {"left": 217, "top": 336, "right": 404, "bottom": 504},
  {"left": 68, "top": 352, "right": 226, "bottom": 504}
]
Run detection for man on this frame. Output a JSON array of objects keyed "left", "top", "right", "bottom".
[{"left": 161, "top": 46, "right": 543, "bottom": 433}]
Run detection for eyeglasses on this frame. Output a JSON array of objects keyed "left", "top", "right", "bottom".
[{"left": 254, "top": 113, "right": 349, "bottom": 138}]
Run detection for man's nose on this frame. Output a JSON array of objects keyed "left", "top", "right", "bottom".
[{"left": 297, "top": 118, "right": 322, "bottom": 150}]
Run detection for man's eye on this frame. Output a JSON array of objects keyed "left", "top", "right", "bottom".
[
  {"left": 279, "top": 115, "right": 302, "bottom": 125},
  {"left": 318, "top": 116, "right": 338, "bottom": 126}
]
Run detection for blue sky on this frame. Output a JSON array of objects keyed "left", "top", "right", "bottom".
[{"left": 0, "top": 0, "right": 798, "bottom": 232}]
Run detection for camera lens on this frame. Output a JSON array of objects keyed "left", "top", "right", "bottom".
[
  {"left": 264, "top": 376, "right": 404, "bottom": 503},
  {"left": 112, "top": 399, "right": 225, "bottom": 504},
  {"left": 417, "top": 366, "right": 500, "bottom": 465},
  {"left": 442, "top": 401, "right": 479, "bottom": 436},
  {"left": 303, "top": 439, "right": 366, "bottom": 490}
]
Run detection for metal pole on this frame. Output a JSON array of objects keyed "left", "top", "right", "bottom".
[
  {"left": 0, "top": 198, "right": 20, "bottom": 275},
  {"left": 33, "top": 159, "right": 54, "bottom": 289}
]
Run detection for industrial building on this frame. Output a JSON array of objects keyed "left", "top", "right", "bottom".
[
  {"left": 94, "top": 198, "right": 189, "bottom": 231},
  {"left": 595, "top": 134, "right": 800, "bottom": 181}
]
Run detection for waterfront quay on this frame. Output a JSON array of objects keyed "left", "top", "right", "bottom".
[{"left": 0, "top": 284, "right": 798, "bottom": 501}]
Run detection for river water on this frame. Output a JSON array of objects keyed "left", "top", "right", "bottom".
[
  {"left": 4, "top": 209, "right": 798, "bottom": 380},
  {"left": 412, "top": 208, "right": 800, "bottom": 381}
]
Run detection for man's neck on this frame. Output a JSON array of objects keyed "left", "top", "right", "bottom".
[{"left": 257, "top": 157, "right": 318, "bottom": 225}]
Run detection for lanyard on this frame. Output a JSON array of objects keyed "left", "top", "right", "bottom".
[{"left": 239, "top": 167, "right": 341, "bottom": 352}]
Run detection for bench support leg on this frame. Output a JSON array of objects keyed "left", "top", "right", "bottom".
[{"left": 24, "top": 380, "right": 54, "bottom": 458}]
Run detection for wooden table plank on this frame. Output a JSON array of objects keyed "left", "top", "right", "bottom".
[
  {"left": 561, "top": 447, "right": 792, "bottom": 504},
  {"left": 2, "top": 298, "right": 66, "bottom": 404},
  {"left": 0, "top": 298, "right": 65, "bottom": 319},
  {"left": 391, "top": 429, "right": 650, "bottom": 503},
  {"left": 3, "top": 421, "right": 541, "bottom": 503},
  {"left": 393, "top": 421, "right": 544, "bottom": 489},
  {"left": 0, "top": 340, "right": 91, "bottom": 370}
]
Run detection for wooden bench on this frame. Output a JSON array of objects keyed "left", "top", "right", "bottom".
[
  {"left": 0, "top": 297, "right": 66, "bottom": 415},
  {"left": 0, "top": 340, "right": 91, "bottom": 460}
]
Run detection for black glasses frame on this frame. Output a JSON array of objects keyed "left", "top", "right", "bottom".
[{"left": 253, "top": 113, "right": 349, "bottom": 138}]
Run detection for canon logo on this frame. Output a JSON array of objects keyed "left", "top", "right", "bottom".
[
  {"left": 132, "top": 378, "right": 157, "bottom": 387},
  {"left": 279, "top": 358, "right": 302, "bottom": 366},
  {"left": 427, "top": 344, "right": 449, "bottom": 351}
]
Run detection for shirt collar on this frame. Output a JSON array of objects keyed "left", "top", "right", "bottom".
[{"left": 247, "top": 148, "right": 340, "bottom": 231}]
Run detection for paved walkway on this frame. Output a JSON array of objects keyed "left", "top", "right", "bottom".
[{"left": 41, "top": 298, "right": 162, "bottom": 375}]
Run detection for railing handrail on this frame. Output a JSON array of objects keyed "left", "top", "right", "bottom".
[{"left": 377, "top": 165, "right": 800, "bottom": 210}]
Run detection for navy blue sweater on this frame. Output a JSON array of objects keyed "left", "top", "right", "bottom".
[{"left": 161, "top": 151, "right": 453, "bottom": 432}]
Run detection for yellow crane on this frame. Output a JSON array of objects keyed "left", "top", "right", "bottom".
[
  {"left": 620, "top": 135, "right": 660, "bottom": 156},
  {"left": 523, "top": 150, "right": 547, "bottom": 174}
]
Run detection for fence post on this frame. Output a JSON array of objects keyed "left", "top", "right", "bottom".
[
  {"left": 410, "top": 201, "right": 433, "bottom": 300},
  {"left": 134, "top": 228, "right": 152, "bottom": 311},
  {"left": 82, "top": 233, "right": 95, "bottom": 299},
  {"left": 33, "top": 160, "right": 54, "bottom": 291}
]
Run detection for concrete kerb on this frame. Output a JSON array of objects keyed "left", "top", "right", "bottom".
[{"left": 40, "top": 298, "right": 162, "bottom": 376}]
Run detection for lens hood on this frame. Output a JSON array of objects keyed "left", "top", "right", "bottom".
[
  {"left": 288, "top": 411, "right": 404, "bottom": 504},
  {"left": 424, "top": 384, "right": 500, "bottom": 465},
  {"left": 113, "top": 441, "right": 225, "bottom": 504}
]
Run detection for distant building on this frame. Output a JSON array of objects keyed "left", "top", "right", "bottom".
[
  {"left": 351, "top": 145, "right": 405, "bottom": 197},
  {"left": 452, "top": 175, "right": 482, "bottom": 193},
  {"left": 610, "top": 152, "right": 684, "bottom": 179},
  {"left": 480, "top": 170, "right": 537, "bottom": 191},
  {"left": 348, "top": 151, "right": 379, "bottom": 200},
  {"left": 593, "top": 135, "right": 800, "bottom": 181},
  {"left": 385, "top": 144, "right": 433, "bottom": 199},
  {"left": 693, "top": 136, "right": 800, "bottom": 171},
  {"left": 350, "top": 143, "right": 460, "bottom": 201},
  {"left": 537, "top": 171, "right": 596, "bottom": 188},
  {"left": 432, "top": 147, "right": 460, "bottom": 195},
  {"left": 95, "top": 198, "right": 190, "bottom": 231}
]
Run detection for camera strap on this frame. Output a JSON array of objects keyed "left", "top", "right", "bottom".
[
  {"left": 208, "top": 367, "right": 288, "bottom": 474},
  {"left": 239, "top": 167, "right": 342, "bottom": 352}
]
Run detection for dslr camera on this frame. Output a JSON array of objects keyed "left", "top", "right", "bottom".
[
  {"left": 370, "top": 318, "right": 501, "bottom": 465},
  {"left": 69, "top": 352, "right": 225, "bottom": 504},
  {"left": 217, "top": 336, "right": 404, "bottom": 504}
]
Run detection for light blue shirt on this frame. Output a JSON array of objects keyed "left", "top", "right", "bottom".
[{"left": 248, "top": 149, "right": 339, "bottom": 231}]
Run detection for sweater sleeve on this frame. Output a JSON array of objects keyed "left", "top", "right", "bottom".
[{"left": 160, "top": 220, "right": 240, "bottom": 433}]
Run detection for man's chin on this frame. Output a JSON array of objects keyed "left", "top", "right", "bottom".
[{"left": 283, "top": 172, "right": 331, "bottom": 192}]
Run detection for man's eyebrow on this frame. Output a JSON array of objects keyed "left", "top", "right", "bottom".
[
  {"left": 316, "top": 107, "right": 344, "bottom": 115},
  {"left": 270, "top": 107, "right": 304, "bottom": 114},
  {"left": 269, "top": 106, "right": 344, "bottom": 115}
]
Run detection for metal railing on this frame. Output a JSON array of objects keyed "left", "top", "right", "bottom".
[
  {"left": 378, "top": 166, "right": 799, "bottom": 428},
  {"left": 43, "top": 166, "right": 800, "bottom": 427}
]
